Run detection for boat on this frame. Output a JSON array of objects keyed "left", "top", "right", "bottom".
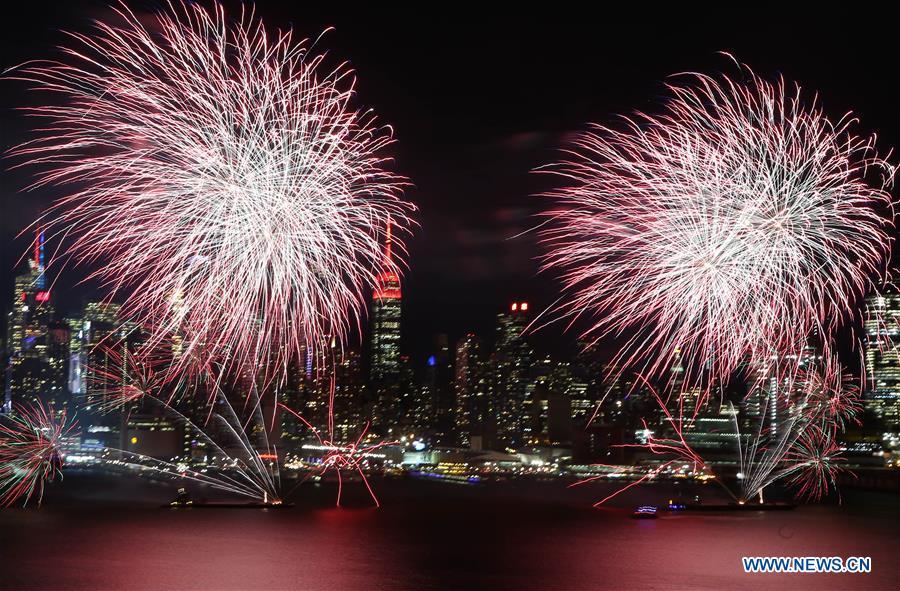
[{"left": 631, "top": 505, "right": 658, "bottom": 519}]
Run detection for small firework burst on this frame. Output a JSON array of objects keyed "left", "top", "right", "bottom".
[
  {"left": 0, "top": 402, "right": 76, "bottom": 507},
  {"left": 780, "top": 426, "right": 848, "bottom": 501},
  {"left": 279, "top": 403, "right": 394, "bottom": 507}
]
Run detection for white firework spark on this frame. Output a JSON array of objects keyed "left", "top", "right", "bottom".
[
  {"left": 540, "top": 58, "right": 894, "bottom": 393},
  {"left": 8, "top": 1, "right": 415, "bottom": 385}
]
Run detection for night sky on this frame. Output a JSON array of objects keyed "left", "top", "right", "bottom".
[{"left": 2, "top": 2, "right": 899, "bottom": 362}]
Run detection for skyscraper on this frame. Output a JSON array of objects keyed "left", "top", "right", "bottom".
[
  {"left": 5, "top": 230, "right": 66, "bottom": 414},
  {"left": 370, "top": 220, "right": 402, "bottom": 431},
  {"left": 417, "top": 333, "right": 454, "bottom": 443},
  {"left": 65, "top": 317, "right": 88, "bottom": 395},
  {"left": 492, "top": 301, "right": 533, "bottom": 447},
  {"left": 864, "top": 292, "right": 900, "bottom": 429},
  {"left": 332, "top": 348, "right": 367, "bottom": 443},
  {"left": 454, "top": 332, "right": 493, "bottom": 448},
  {"left": 522, "top": 355, "right": 573, "bottom": 447}
]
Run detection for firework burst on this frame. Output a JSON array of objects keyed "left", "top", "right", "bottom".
[
  {"left": 0, "top": 402, "right": 76, "bottom": 507},
  {"left": 779, "top": 425, "right": 849, "bottom": 502},
  {"left": 540, "top": 58, "right": 894, "bottom": 392},
  {"left": 88, "top": 343, "right": 172, "bottom": 413},
  {"left": 797, "top": 353, "right": 863, "bottom": 432},
  {"left": 8, "top": 0, "right": 414, "bottom": 385},
  {"left": 280, "top": 401, "right": 395, "bottom": 507},
  {"left": 584, "top": 352, "right": 860, "bottom": 505}
]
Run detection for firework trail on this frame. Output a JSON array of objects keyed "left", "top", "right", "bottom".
[
  {"left": 570, "top": 461, "right": 677, "bottom": 507},
  {"left": 800, "top": 354, "right": 863, "bottom": 433},
  {"left": 540, "top": 58, "right": 894, "bottom": 395},
  {"left": 88, "top": 344, "right": 172, "bottom": 413},
  {"left": 91, "top": 344, "right": 281, "bottom": 503},
  {"left": 0, "top": 402, "right": 76, "bottom": 507},
  {"left": 734, "top": 352, "right": 860, "bottom": 502},
  {"left": 8, "top": 0, "right": 414, "bottom": 386},
  {"left": 585, "top": 353, "right": 861, "bottom": 505},
  {"left": 594, "top": 378, "right": 740, "bottom": 504}
]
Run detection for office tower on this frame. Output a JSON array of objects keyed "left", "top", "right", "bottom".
[
  {"left": 45, "top": 322, "right": 71, "bottom": 411},
  {"left": 81, "top": 302, "right": 141, "bottom": 448},
  {"left": 522, "top": 355, "right": 572, "bottom": 447},
  {"left": 370, "top": 220, "right": 402, "bottom": 431},
  {"left": 454, "top": 332, "right": 493, "bottom": 448},
  {"left": 680, "top": 397, "right": 740, "bottom": 453},
  {"left": 431, "top": 333, "right": 454, "bottom": 427},
  {"left": 492, "top": 301, "right": 533, "bottom": 448},
  {"left": 279, "top": 346, "right": 318, "bottom": 450},
  {"left": 5, "top": 230, "right": 66, "bottom": 414},
  {"left": 417, "top": 334, "right": 454, "bottom": 443},
  {"left": 394, "top": 354, "right": 417, "bottom": 429},
  {"left": 523, "top": 356, "right": 554, "bottom": 444},
  {"left": 331, "top": 348, "right": 367, "bottom": 442},
  {"left": 65, "top": 317, "right": 88, "bottom": 395},
  {"left": 411, "top": 356, "right": 437, "bottom": 435},
  {"left": 863, "top": 292, "right": 900, "bottom": 428},
  {"left": 570, "top": 342, "right": 603, "bottom": 426}
]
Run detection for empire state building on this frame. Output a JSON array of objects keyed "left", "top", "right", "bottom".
[{"left": 370, "top": 219, "right": 402, "bottom": 427}]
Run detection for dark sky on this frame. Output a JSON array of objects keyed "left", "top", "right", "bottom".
[{"left": 2, "top": 2, "right": 900, "bottom": 363}]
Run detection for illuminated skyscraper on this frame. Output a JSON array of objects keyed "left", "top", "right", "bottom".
[
  {"left": 370, "top": 220, "right": 403, "bottom": 430},
  {"left": 5, "top": 230, "right": 66, "bottom": 413},
  {"left": 416, "top": 334, "right": 453, "bottom": 442},
  {"left": 65, "top": 317, "right": 88, "bottom": 395},
  {"left": 522, "top": 355, "right": 572, "bottom": 447},
  {"left": 492, "top": 301, "right": 533, "bottom": 447},
  {"left": 454, "top": 333, "right": 493, "bottom": 448},
  {"left": 864, "top": 292, "right": 900, "bottom": 428}
]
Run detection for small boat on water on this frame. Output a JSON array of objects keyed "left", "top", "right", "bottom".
[{"left": 631, "top": 505, "right": 658, "bottom": 519}]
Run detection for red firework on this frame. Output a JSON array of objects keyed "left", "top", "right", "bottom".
[
  {"left": 539, "top": 57, "right": 894, "bottom": 399},
  {"left": 9, "top": 0, "right": 414, "bottom": 387},
  {"left": 781, "top": 425, "right": 849, "bottom": 502},
  {"left": 87, "top": 343, "right": 172, "bottom": 413},
  {"left": 279, "top": 402, "right": 395, "bottom": 508},
  {"left": 0, "top": 402, "right": 77, "bottom": 507}
]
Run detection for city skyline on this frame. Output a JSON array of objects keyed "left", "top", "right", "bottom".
[{"left": 6, "top": 225, "right": 899, "bottom": 459}]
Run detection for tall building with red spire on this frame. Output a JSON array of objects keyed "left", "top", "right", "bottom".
[
  {"left": 370, "top": 219, "right": 403, "bottom": 429},
  {"left": 5, "top": 229, "right": 66, "bottom": 413}
]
